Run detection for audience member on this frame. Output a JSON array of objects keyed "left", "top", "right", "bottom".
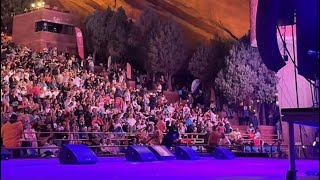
[
  {"left": 0, "top": 34, "right": 274, "bottom": 157},
  {"left": 1, "top": 114, "right": 23, "bottom": 157},
  {"left": 207, "top": 126, "right": 221, "bottom": 152},
  {"left": 40, "top": 137, "right": 58, "bottom": 157}
]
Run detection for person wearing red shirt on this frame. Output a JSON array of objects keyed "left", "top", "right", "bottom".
[
  {"left": 32, "top": 84, "right": 41, "bottom": 96},
  {"left": 156, "top": 117, "right": 167, "bottom": 133},
  {"left": 253, "top": 128, "right": 261, "bottom": 147}
]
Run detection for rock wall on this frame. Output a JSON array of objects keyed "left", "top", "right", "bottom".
[{"left": 50, "top": 0, "right": 250, "bottom": 47}]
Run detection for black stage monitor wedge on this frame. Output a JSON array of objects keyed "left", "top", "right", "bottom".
[
  {"left": 1, "top": 147, "right": 12, "bottom": 160},
  {"left": 125, "top": 145, "right": 157, "bottom": 162},
  {"left": 175, "top": 146, "right": 200, "bottom": 160},
  {"left": 148, "top": 145, "right": 175, "bottom": 160},
  {"left": 213, "top": 147, "right": 235, "bottom": 160},
  {"left": 59, "top": 144, "right": 98, "bottom": 164}
]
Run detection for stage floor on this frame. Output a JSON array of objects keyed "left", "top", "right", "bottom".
[{"left": 1, "top": 157, "right": 319, "bottom": 180}]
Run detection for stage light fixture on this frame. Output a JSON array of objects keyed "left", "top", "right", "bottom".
[{"left": 31, "top": 3, "right": 35, "bottom": 8}]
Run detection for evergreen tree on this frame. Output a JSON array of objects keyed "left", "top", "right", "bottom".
[
  {"left": 1, "top": 0, "right": 33, "bottom": 34},
  {"left": 215, "top": 35, "right": 278, "bottom": 104},
  {"left": 85, "top": 7, "right": 114, "bottom": 60},
  {"left": 148, "top": 18, "right": 186, "bottom": 90},
  {"left": 138, "top": 8, "right": 160, "bottom": 38},
  {"left": 106, "top": 7, "right": 129, "bottom": 61},
  {"left": 188, "top": 44, "right": 212, "bottom": 82},
  {"left": 137, "top": 8, "right": 161, "bottom": 71},
  {"left": 85, "top": 7, "right": 134, "bottom": 63},
  {"left": 188, "top": 36, "right": 233, "bottom": 86}
]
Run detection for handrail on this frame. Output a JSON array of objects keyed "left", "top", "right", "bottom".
[
  {"left": 23, "top": 131, "right": 207, "bottom": 135},
  {"left": 7, "top": 144, "right": 320, "bottom": 160},
  {"left": 16, "top": 131, "right": 283, "bottom": 151},
  {"left": 4, "top": 144, "right": 314, "bottom": 150},
  {"left": 5, "top": 126, "right": 318, "bottom": 159},
  {"left": 20, "top": 131, "right": 280, "bottom": 145},
  {"left": 23, "top": 131, "right": 278, "bottom": 138},
  {"left": 4, "top": 145, "right": 129, "bottom": 149}
]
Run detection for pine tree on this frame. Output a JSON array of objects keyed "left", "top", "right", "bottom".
[
  {"left": 147, "top": 18, "right": 187, "bottom": 90},
  {"left": 188, "top": 36, "right": 233, "bottom": 86},
  {"left": 215, "top": 35, "right": 278, "bottom": 104},
  {"left": 85, "top": 7, "right": 114, "bottom": 60},
  {"left": 1, "top": 0, "right": 33, "bottom": 34},
  {"left": 188, "top": 44, "right": 212, "bottom": 82},
  {"left": 106, "top": 7, "right": 129, "bottom": 60},
  {"left": 136, "top": 8, "right": 161, "bottom": 71}
]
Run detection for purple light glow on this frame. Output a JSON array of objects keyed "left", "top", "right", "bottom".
[{"left": 1, "top": 157, "right": 319, "bottom": 180}]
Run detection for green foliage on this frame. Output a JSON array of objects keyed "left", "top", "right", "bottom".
[
  {"left": 188, "top": 44, "right": 212, "bottom": 81},
  {"left": 127, "top": 21, "right": 141, "bottom": 48},
  {"left": 106, "top": 7, "right": 129, "bottom": 58},
  {"left": 85, "top": 7, "right": 114, "bottom": 57},
  {"left": 188, "top": 36, "right": 233, "bottom": 85},
  {"left": 136, "top": 8, "right": 161, "bottom": 71},
  {"left": 1, "top": 0, "right": 33, "bottom": 34},
  {"left": 215, "top": 35, "right": 279, "bottom": 104},
  {"left": 147, "top": 18, "right": 186, "bottom": 75},
  {"left": 209, "top": 36, "right": 234, "bottom": 82},
  {"left": 85, "top": 7, "right": 136, "bottom": 63},
  {"left": 138, "top": 8, "right": 160, "bottom": 39}
]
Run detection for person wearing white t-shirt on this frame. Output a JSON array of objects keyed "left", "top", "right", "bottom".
[
  {"left": 157, "top": 83, "right": 162, "bottom": 93},
  {"left": 136, "top": 120, "right": 147, "bottom": 131},
  {"left": 24, "top": 72, "right": 30, "bottom": 80},
  {"left": 210, "top": 110, "right": 217, "bottom": 123},
  {"left": 124, "top": 89, "right": 131, "bottom": 102},
  {"left": 168, "top": 104, "right": 175, "bottom": 114},
  {"left": 183, "top": 104, "right": 190, "bottom": 118},
  {"left": 127, "top": 114, "right": 136, "bottom": 133},
  {"left": 44, "top": 89, "right": 52, "bottom": 98},
  {"left": 89, "top": 60, "right": 94, "bottom": 73},
  {"left": 24, "top": 123, "right": 38, "bottom": 156},
  {"left": 73, "top": 76, "right": 81, "bottom": 87},
  {"left": 3, "top": 74, "right": 9, "bottom": 83}
]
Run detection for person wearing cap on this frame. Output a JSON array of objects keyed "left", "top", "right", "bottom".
[{"left": 1, "top": 114, "right": 23, "bottom": 157}]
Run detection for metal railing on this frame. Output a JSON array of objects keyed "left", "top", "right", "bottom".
[
  {"left": 4, "top": 131, "right": 317, "bottom": 159},
  {"left": 12, "top": 131, "right": 282, "bottom": 145},
  {"left": 4, "top": 131, "right": 281, "bottom": 151}
]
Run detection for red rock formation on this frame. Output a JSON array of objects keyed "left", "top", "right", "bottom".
[{"left": 50, "top": 0, "right": 249, "bottom": 46}]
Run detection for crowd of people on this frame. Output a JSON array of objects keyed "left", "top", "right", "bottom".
[{"left": 1, "top": 32, "right": 267, "bottom": 158}]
